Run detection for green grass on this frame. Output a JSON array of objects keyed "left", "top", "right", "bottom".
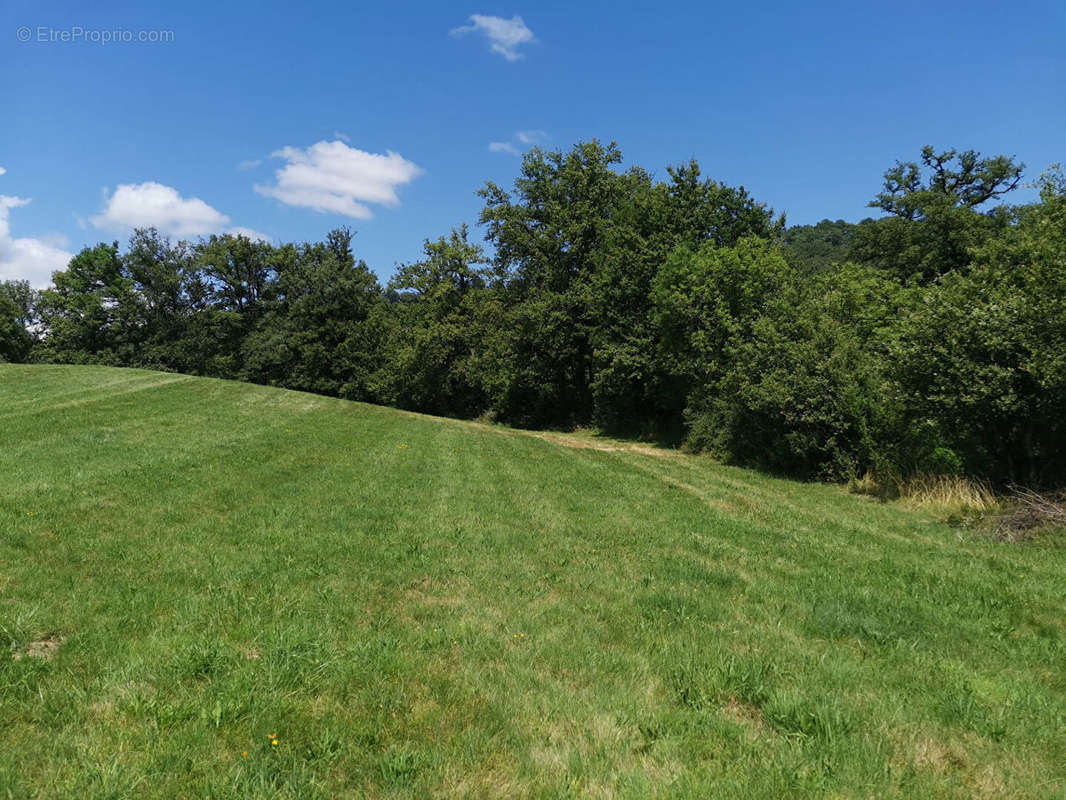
[{"left": 2, "top": 365, "right": 1065, "bottom": 798}]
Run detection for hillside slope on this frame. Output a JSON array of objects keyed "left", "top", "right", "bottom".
[{"left": 1, "top": 365, "right": 1064, "bottom": 798}]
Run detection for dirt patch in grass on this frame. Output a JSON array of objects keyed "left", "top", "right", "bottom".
[
  {"left": 13, "top": 636, "right": 63, "bottom": 661},
  {"left": 721, "top": 697, "right": 768, "bottom": 737},
  {"left": 912, "top": 736, "right": 1012, "bottom": 799},
  {"left": 400, "top": 575, "right": 474, "bottom": 612},
  {"left": 913, "top": 736, "right": 970, "bottom": 773},
  {"left": 437, "top": 414, "right": 679, "bottom": 459},
  {"left": 969, "top": 764, "right": 1009, "bottom": 799},
  {"left": 525, "top": 431, "right": 676, "bottom": 459},
  {"left": 242, "top": 643, "right": 262, "bottom": 661}
]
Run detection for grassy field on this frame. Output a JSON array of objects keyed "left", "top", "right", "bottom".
[{"left": 1, "top": 365, "right": 1064, "bottom": 798}]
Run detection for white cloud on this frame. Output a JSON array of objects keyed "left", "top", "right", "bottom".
[
  {"left": 236, "top": 159, "right": 262, "bottom": 171},
  {"left": 90, "top": 181, "right": 271, "bottom": 245},
  {"left": 92, "top": 182, "right": 231, "bottom": 237},
  {"left": 516, "top": 130, "right": 548, "bottom": 145},
  {"left": 489, "top": 130, "right": 549, "bottom": 156},
  {"left": 225, "top": 226, "right": 271, "bottom": 242},
  {"left": 255, "top": 139, "right": 422, "bottom": 220},
  {"left": 450, "top": 14, "right": 535, "bottom": 61},
  {"left": 0, "top": 193, "right": 73, "bottom": 289},
  {"left": 0, "top": 167, "right": 6, "bottom": 177}
]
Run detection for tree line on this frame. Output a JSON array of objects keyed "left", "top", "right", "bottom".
[{"left": 3, "top": 142, "right": 1064, "bottom": 487}]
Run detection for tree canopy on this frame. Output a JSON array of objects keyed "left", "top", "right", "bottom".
[{"left": 11, "top": 143, "right": 1063, "bottom": 486}]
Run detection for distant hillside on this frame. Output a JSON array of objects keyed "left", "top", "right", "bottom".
[{"left": 781, "top": 218, "right": 866, "bottom": 272}]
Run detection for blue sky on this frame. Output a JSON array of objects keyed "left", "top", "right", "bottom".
[{"left": 2, "top": 0, "right": 1064, "bottom": 286}]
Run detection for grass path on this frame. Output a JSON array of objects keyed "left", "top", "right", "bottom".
[{"left": 1, "top": 365, "right": 1064, "bottom": 798}]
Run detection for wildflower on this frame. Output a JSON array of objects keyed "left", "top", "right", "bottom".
[{"left": 241, "top": 751, "right": 248, "bottom": 757}]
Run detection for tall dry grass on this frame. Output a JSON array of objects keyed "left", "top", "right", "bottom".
[{"left": 897, "top": 474, "right": 999, "bottom": 520}]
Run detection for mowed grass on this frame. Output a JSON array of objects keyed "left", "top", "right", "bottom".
[{"left": 1, "top": 366, "right": 1065, "bottom": 799}]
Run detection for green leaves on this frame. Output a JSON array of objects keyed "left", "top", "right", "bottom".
[
  {"left": 0, "top": 285, "right": 32, "bottom": 363},
  {"left": 872, "top": 146, "right": 1024, "bottom": 219},
  {"left": 856, "top": 146, "right": 1024, "bottom": 282}
]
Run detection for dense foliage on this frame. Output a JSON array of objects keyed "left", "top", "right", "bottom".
[
  {"left": 0, "top": 279, "right": 38, "bottom": 363},
  {"left": 780, "top": 218, "right": 862, "bottom": 274},
  {"left": 8, "top": 142, "right": 1064, "bottom": 485}
]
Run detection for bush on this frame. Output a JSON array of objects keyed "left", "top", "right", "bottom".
[{"left": 681, "top": 262, "right": 902, "bottom": 481}]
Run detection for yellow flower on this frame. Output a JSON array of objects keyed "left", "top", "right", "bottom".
[{"left": 271, "top": 739, "right": 278, "bottom": 747}]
